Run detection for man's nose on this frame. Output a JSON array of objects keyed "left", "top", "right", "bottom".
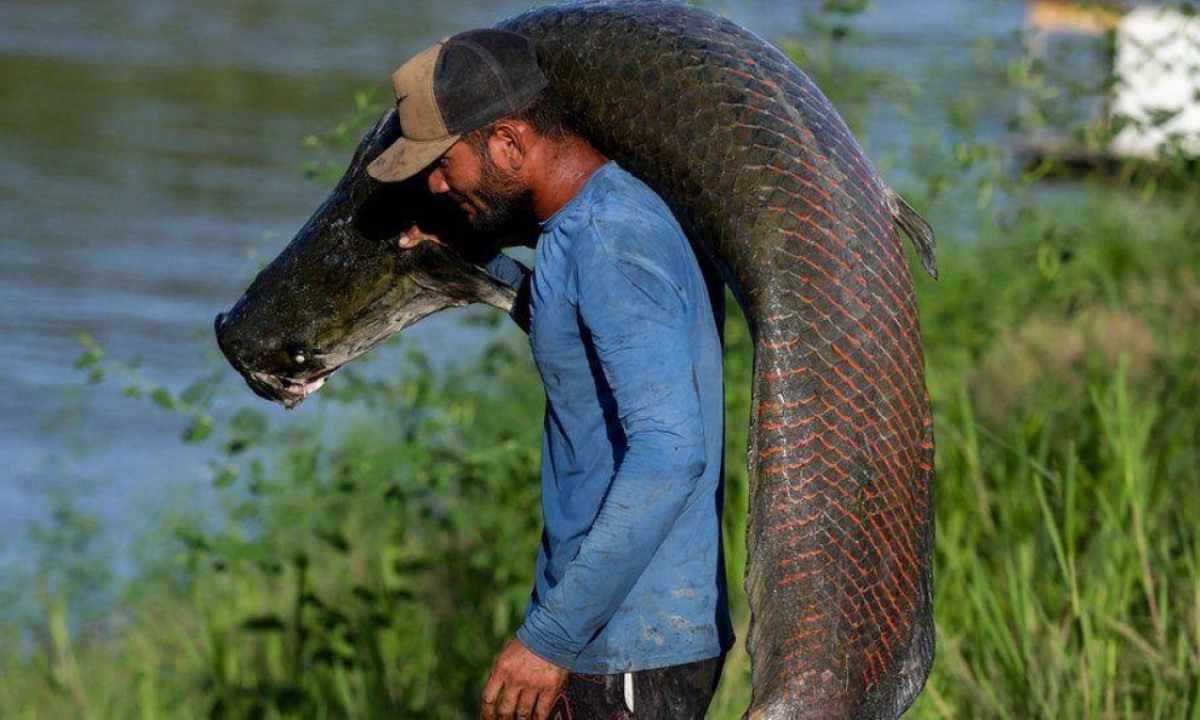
[{"left": 427, "top": 168, "right": 449, "bottom": 195}]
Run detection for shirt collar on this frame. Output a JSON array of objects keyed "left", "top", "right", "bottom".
[{"left": 539, "top": 160, "right": 618, "bottom": 233}]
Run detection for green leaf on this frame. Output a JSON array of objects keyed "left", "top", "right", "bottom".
[
  {"left": 184, "top": 415, "right": 214, "bottom": 443},
  {"left": 1037, "top": 242, "right": 1062, "bottom": 281},
  {"left": 74, "top": 347, "right": 102, "bottom": 370},
  {"left": 151, "top": 387, "right": 176, "bottom": 410},
  {"left": 212, "top": 464, "right": 238, "bottom": 489},
  {"left": 179, "top": 378, "right": 212, "bottom": 407}
]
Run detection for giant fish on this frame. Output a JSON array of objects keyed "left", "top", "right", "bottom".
[{"left": 215, "top": 1, "right": 938, "bottom": 716}]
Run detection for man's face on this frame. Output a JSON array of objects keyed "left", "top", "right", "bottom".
[{"left": 426, "top": 135, "right": 532, "bottom": 233}]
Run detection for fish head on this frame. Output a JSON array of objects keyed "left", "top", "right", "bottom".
[{"left": 214, "top": 109, "right": 519, "bottom": 409}]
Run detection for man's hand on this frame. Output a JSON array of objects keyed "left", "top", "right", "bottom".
[
  {"left": 481, "top": 638, "right": 568, "bottom": 720},
  {"left": 396, "top": 223, "right": 443, "bottom": 249}
]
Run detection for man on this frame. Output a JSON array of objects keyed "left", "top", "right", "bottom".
[{"left": 367, "top": 29, "right": 732, "bottom": 720}]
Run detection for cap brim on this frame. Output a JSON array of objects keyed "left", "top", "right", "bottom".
[{"left": 366, "top": 134, "right": 460, "bottom": 182}]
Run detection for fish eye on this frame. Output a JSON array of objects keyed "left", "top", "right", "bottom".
[{"left": 281, "top": 346, "right": 317, "bottom": 368}]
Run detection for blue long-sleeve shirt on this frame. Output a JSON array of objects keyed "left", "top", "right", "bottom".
[{"left": 488, "top": 162, "right": 732, "bottom": 673}]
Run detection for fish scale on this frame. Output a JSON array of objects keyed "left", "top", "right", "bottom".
[{"left": 499, "top": 2, "right": 936, "bottom": 717}]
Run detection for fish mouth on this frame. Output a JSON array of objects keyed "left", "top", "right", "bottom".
[
  {"left": 214, "top": 312, "right": 339, "bottom": 409},
  {"left": 243, "top": 367, "right": 338, "bottom": 410}
]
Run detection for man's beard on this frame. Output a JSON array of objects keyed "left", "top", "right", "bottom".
[{"left": 457, "top": 151, "right": 535, "bottom": 233}]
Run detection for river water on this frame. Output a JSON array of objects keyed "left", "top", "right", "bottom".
[{"left": 0, "top": 0, "right": 1023, "bottom": 571}]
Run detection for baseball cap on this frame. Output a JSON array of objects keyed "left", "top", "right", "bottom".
[{"left": 367, "top": 29, "right": 549, "bottom": 182}]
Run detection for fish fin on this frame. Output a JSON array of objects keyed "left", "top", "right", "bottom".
[{"left": 886, "top": 189, "right": 938, "bottom": 280}]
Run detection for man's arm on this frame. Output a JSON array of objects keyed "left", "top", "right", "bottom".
[
  {"left": 484, "top": 253, "right": 532, "bottom": 333},
  {"left": 516, "top": 248, "right": 710, "bottom": 666},
  {"left": 399, "top": 226, "right": 532, "bottom": 332}
]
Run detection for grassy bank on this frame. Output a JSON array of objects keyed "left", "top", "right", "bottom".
[
  {"left": 914, "top": 190, "right": 1200, "bottom": 719},
  {"left": 4, "top": 179, "right": 1197, "bottom": 720}
]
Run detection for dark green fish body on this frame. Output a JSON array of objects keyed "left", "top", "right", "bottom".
[
  {"left": 501, "top": 4, "right": 936, "bottom": 717},
  {"left": 216, "top": 2, "right": 936, "bottom": 716}
]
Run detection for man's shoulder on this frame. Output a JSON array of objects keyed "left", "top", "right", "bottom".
[
  {"left": 586, "top": 163, "right": 672, "bottom": 216},
  {"left": 576, "top": 164, "right": 687, "bottom": 258}
]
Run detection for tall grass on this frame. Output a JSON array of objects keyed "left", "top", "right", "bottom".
[
  {"left": 3, "top": 6, "right": 1199, "bottom": 719},
  {"left": 914, "top": 193, "right": 1200, "bottom": 719}
]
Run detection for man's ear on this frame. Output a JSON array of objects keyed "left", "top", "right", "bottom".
[{"left": 487, "top": 120, "right": 529, "bottom": 171}]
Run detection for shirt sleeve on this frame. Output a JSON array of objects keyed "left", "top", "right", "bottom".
[
  {"left": 483, "top": 252, "right": 532, "bottom": 333},
  {"left": 515, "top": 243, "right": 709, "bottom": 668}
]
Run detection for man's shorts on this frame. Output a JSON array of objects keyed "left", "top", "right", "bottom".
[{"left": 548, "top": 655, "right": 725, "bottom": 719}]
